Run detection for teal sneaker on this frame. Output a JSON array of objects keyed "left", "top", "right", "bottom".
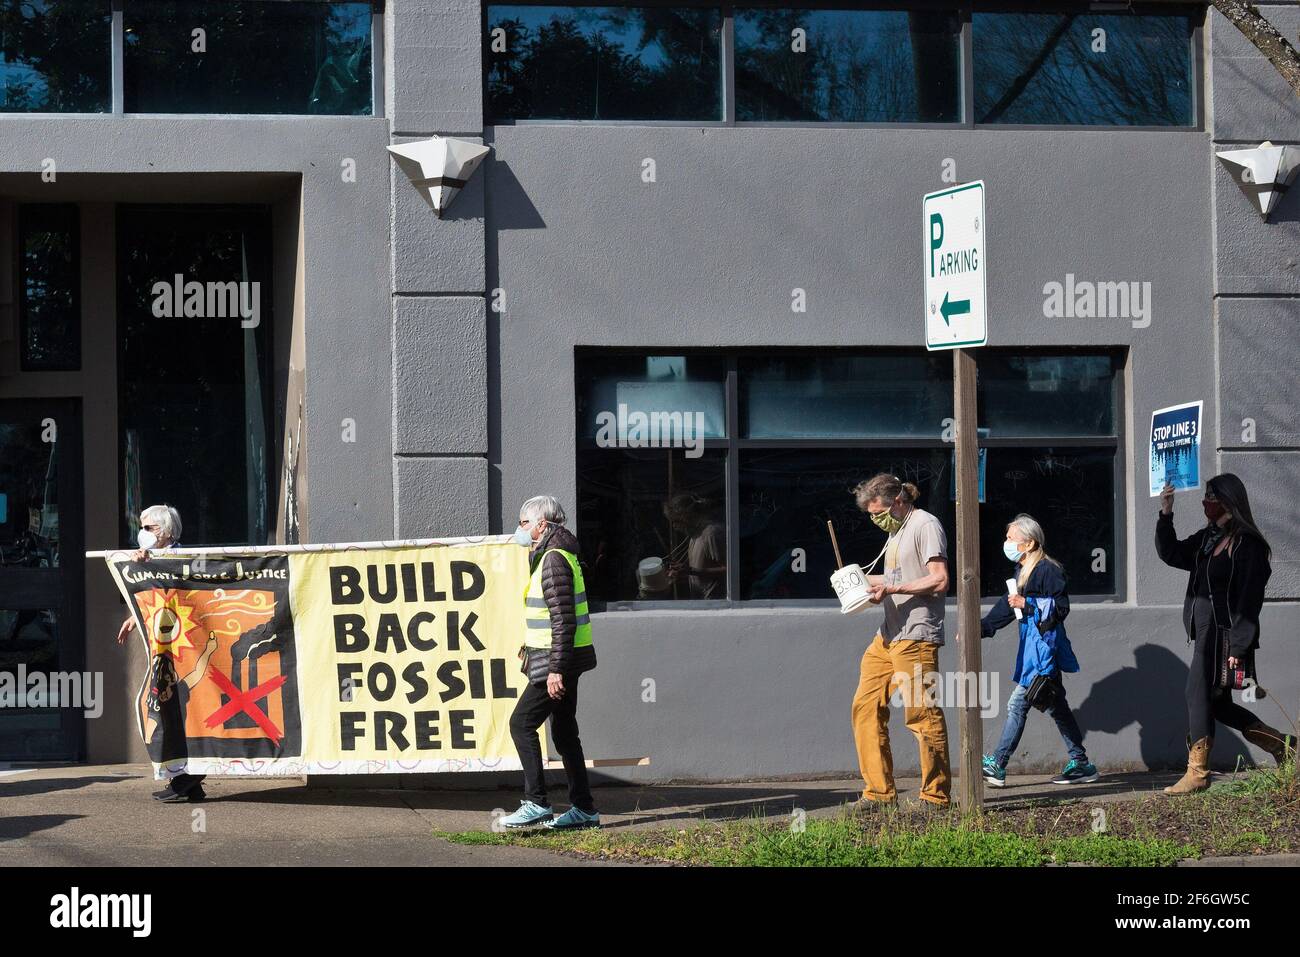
[
  {"left": 1052, "top": 759, "right": 1100, "bottom": 785},
  {"left": 982, "top": 754, "right": 1007, "bottom": 788},
  {"left": 500, "top": 801, "right": 553, "bottom": 828},
  {"left": 543, "top": 806, "right": 601, "bottom": 831}
]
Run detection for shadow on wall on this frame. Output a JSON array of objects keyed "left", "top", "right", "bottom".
[
  {"left": 1073, "top": 644, "right": 1258, "bottom": 771},
  {"left": 484, "top": 159, "right": 546, "bottom": 230}
]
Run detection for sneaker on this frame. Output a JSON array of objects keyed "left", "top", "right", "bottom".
[
  {"left": 499, "top": 800, "right": 554, "bottom": 828},
  {"left": 543, "top": 806, "right": 601, "bottom": 831},
  {"left": 157, "top": 784, "right": 205, "bottom": 803},
  {"left": 1052, "top": 759, "right": 1100, "bottom": 785},
  {"left": 982, "top": 755, "right": 1007, "bottom": 788}
]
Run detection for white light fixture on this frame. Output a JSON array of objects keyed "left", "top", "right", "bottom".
[
  {"left": 387, "top": 136, "right": 490, "bottom": 218},
  {"left": 1216, "top": 140, "right": 1300, "bottom": 221}
]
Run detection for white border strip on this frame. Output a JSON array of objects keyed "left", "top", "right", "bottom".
[
  {"left": 182, "top": 757, "right": 526, "bottom": 776},
  {"left": 86, "top": 534, "right": 515, "bottom": 559}
]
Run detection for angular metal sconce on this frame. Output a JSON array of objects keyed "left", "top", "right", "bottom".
[
  {"left": 387, "top": 136, "right": 490, "bottom": 218},
  {"left": 1216, "top": 140, "right": 1300, "bottom": 221}
]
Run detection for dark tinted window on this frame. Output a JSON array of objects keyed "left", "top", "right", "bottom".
[
  {"left": 117, "top": 206, "right": 273, "bottom": 547},
  {"left": 973, "top": 12, "right": 1193, "bottom": 125},
  {"left": 981, "top": 446, "right": 1116, "bottom": 596},
  {"left": 487, "top": 5, "right": 722, "bottom": 120},
  {"left": 577, "top": 448, "right": 727, "bottom": 602},
  {"left": 0, "top": 0, "right": 111, "bottom": 112},
  {"left": 739, "top": 447, "right": 954, "bottom": 599},
  {"left": 735, "top": 8, "right": 960, "bottom": 122},
  {"left": 124, "top": 1, "right": 372, "bottom": 114},
  {"left": 19, "top": 204, "right": 80, "bottom": 372}
]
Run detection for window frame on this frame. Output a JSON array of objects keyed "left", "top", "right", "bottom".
[
  {"left": 0, "top": 0, "right": 383, "bottom": 118},
  {"left": 484, "top": 1, "right": 1203, "bottom": 130},
  {"left": 577, "top": 345, "right": 1127, "bottom": 611}
]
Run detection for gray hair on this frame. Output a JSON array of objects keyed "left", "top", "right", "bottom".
[
  {"left": 1006, "top": 512, "right": 1057, "bottom": 588},
  {"left": 141, "top": 504, "right": 182, "bottom": 544},
  {"left": 518, "top": 495, "right": 566, "bottom": 526}
]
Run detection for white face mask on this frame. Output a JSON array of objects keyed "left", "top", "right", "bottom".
[{"left": 137, "top": 529, "right": 159, "bottom": 550}]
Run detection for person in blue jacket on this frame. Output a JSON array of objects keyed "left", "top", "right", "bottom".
[{"left": 976, "top": 514, "right": 1099, "bottom": 787}]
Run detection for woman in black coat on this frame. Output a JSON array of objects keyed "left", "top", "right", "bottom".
[{"left": 1155, "top": 473, "right": 1293, "bottom": 794}]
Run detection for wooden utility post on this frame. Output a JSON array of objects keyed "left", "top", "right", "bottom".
[
  {"left": 953, "top": 348, "right": 983, "bottom": 812},
  {"left": 924, "top": 179, "right": 988, "bottom": 812}
]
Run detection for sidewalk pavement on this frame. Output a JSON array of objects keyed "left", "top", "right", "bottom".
[{"left": 0, "top": 763, "right": 1293, "bottom": 866}]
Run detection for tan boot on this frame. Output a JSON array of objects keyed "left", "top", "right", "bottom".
[
  {"left": 1164, "top": 736, "right": 1213, "bottom": 795},
  {"left": 1243, "top": 722, "right": 1297, "bottom": 767}
]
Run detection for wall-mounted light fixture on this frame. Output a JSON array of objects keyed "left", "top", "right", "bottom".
[
  {"left": 387, "top": 136, "right": 490, "bottom": 218},
  {"left": 1216, "top": 140, "right": 1299, "bottom": 221}
]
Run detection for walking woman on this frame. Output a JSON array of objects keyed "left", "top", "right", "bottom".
[
  {"left": 1156, "top": 474, "right": 1294, "bottom": 794},
  {"left": 977, "top": 514, "right": 1098, "bottom": 787},
  {"left": 115, "top": 504, "right": 209, "bottom": 803}
]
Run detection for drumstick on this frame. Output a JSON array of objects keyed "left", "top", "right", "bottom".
[{"left": 827, "top": 520, "right": 845, "bottom": 569}]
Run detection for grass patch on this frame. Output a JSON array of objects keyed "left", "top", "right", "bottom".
[{"left": 436, "top": 761, "right": 1299, "bottom": 867}]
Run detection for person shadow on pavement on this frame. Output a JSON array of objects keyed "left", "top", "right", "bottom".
[{"left": 1072, "top": 643, "right": 1254, "bottom": 773}]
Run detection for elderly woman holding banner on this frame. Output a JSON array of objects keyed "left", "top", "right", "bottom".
[
  {"left": 500, "top": 495, "right": 601, "bottom": 831},
  {"left": 114, "top": 504, "right": 211, "bottom": 804}
]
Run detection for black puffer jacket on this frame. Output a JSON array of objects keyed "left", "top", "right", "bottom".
[{"left": 524, "top": 524, "right": 598, "bottom": 683}]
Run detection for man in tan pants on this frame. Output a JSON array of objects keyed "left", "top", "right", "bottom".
[{"left": 850, "top": 474, "right": 952, "bottom": 808}]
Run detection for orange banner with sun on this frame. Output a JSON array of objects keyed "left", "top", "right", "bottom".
[{"left": 102, "top": 540, "right": 533, "bottom": 776}]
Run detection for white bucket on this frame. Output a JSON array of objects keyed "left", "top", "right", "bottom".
[
  {"left": 829, "top": 563, "right": 873, "bottom": 615},
  {"left": 638, "top": 556, "right": 670, "bottom": 593}
]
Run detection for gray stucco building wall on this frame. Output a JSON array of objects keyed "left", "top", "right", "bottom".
[{"left": 4, "top": 2, "right": 1293, "bottom": 778}]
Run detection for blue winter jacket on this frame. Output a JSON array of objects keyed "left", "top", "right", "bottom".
[{"left": 980, "top": 560, "right": 1079, "bottom": 686}]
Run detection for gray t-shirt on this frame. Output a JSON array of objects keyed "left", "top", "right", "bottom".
[{"left": 880, "top": 507, "right": 948, "bottom": 645}]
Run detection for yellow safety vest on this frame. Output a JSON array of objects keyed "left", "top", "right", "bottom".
[{"left": 524, "top": 548, "right": 594, "bottom": 649}]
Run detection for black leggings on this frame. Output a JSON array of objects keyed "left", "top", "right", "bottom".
[{"left": 1187, "top": 611, "right": 1257, "bottom": 742}]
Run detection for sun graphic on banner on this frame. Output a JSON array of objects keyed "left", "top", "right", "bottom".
[{"left": 135, "top": 590, "right": 202, "bottom": 661}]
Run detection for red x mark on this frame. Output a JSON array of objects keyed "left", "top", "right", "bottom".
[{"left": 205, "top": 666, "right": 287, "bottom": 745}]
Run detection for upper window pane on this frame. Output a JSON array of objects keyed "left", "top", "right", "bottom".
[
  {"left": 0, "top": 0, "right": 111, "bottom": 112},
  {"left": 578, "top": 354, "right": 727, "bottom": 442},
  {"left": 124, "top": 1, "right": 373, "bottom": 114},
  {"left": 973, "top": 12, "right": 1193, "bottom": 126},
  {"left": 735, "top": 8, "right": 960, "bottom": 122},
  {"left": 740, "top": 354, "right": 952, "bottom": 438},
  {"left": 486, "top": 5, "right": 722, "bottom": 120},
  {"left": 19, "top": 204, "right": 80, "bottom": 372},
  {"left": 978, "top": 354, "right": 1117, "bottom": 437}
]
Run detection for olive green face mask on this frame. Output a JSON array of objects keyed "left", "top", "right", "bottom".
[{"left": 871, "top": 509, "right": 905, "bottom": 535}]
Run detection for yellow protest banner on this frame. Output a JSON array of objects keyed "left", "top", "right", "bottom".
[{"left": 97, "top": 536, "right": 538, "bottom": 776}]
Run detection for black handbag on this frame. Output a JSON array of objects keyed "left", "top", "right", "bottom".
[
  {"left": 1213, "top": 627, "right": 1260, "bottom": 694},
  {"left": 1025, "top": 672, "right": 1059, "bottom": 712}
]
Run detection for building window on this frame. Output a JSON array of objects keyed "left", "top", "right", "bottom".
[
  {"left": 117, "top": 205, "right": 273, "bottom": 547},
  {"left": 734, "top": 8, "right": 961, "bottom": 122},
  {"left": 0, "top": 0, "right": 112, "bottom": 113},
  {"left": 486, "top": 5, "right": 1199, "bottom": 127},
  {"left": 972, "top": 11, "right": 1194, "bottom": 126},
  {"left": 124, "top": 0, "right": 373, "bottom": 115},
  {"left": 19, "top": 204, "right": 80, "bottom": 372},
  {"left": 577, "top": 350, "right": 1122, "bottom": 605},
  {"left": 486, "top": 5, "right": 723, "bottom": 121}
]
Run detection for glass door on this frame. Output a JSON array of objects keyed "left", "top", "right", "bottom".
[{"left": 0, "top": 398, "right": 84, "bottom": 760}]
